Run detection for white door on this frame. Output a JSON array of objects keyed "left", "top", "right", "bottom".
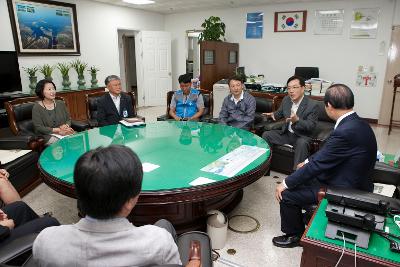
[{"left": 136, "top": 31, "right": 172, "bottom": 107}]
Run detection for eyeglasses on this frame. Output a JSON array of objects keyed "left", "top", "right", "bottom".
[{"left": 287, "top": 86, "right": 302, "bottom": 90}]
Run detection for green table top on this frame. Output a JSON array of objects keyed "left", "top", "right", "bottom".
[
  {"left": 306, "top": 198, "right": 400, "bottom": 264},
  {"left": 39, "top": 121, "right": 270, "bottom": 191}
]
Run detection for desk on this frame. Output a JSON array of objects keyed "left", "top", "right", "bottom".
[
  {"left": 301, "top": 199, "right": 400, "bottom": 267},
  {"left": 38, "top": 121, "right": 271, "bottom": 232}
]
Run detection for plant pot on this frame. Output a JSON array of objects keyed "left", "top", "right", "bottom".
[
  {"left": 90, "top": 73, "right": 98, "bottom": 88},
  {"left": 29, "top": 76, "right": 37, "bottom": 94},
  {"left": 77, "top": 74, "right": 86, "bottom": 90},
  {"left": 62, "top": 75, "right": 71, "bottom": 90},
  {"left": 45, "top": 76, "right": 53, "bottom": 81}
]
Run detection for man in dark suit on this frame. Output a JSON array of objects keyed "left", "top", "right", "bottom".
[
  {"left": 97, "top": 75, "right": 136, "bottom": 126},
  {"left": 272, "top": 84, "right": 377, "bottom": 248},
  {"left": 262, "top": 76, "right": 318, "bottom": 170}
]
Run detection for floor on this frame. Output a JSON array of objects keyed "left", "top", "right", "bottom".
[{"left": 22, "top": 106, "right": 400, "bottom": 267}]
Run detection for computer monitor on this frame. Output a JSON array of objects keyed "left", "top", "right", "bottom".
[
  {"left": 236, "top": 66, "right": 245, "bottom": 77},
  {"left": 0, "top": 51, "right": 22, "bottom": 93}
]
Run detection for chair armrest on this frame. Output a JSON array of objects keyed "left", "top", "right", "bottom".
[
  {"left": 0, "top": 136, "right": 44, "bottom": 151},
  {"left": 71, "top": 120, "right": 90, "bottom": 132},
  {"left": 261, "top": 120, "right": 285, "bottom": 131},
  {"left": 0, "top": 234, "right": 37, "bottom": 264},
  {"left": 370, "top": 162, "right": 400, "bottom": 186}
]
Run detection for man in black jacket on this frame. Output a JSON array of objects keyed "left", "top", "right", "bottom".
[
  {"left": 97, "top": 75, "right": 136, "bottom": 126},
  {"left": 262, "top": 76, "right": 318, "bottom": 171}
]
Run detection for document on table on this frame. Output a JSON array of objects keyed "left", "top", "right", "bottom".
[
  {"left": 190, "top": 177, "right": 216, "bottom": 186},
  {"left": 0, "top": 149, "right": 31, "bottom": 164},
  {"left": 142, "top": 162, "right": 160, "bottom": 173},
  {"left": 119, "top": 119, "right": 145, "bottom": 127},
  {"left": 201, "top": 145, "right": 268, "bottom": 177},
  {"left": 50, "top": 133, "right": 70, "bottom": 139}
]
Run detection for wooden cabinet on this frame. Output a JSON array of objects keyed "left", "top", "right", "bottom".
[
  {"left": 58, "top": 87, "right": 105, "bottom": 121},
  {"left": 200, "top": 41, "right": 239, "bottom": 91}
]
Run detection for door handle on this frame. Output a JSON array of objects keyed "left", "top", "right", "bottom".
[{"left": 388, "top": 80, "right": 393, "bottom": 84}]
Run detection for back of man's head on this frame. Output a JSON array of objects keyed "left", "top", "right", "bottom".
[
  {"left": 324, "top": 84, "right": 354, "bottom": 110},
  {"left": 74, "top": 145, "right": 143, "bottom": 219},
  {"left": 178, "top": 73, "right": 192, "bottom": 84}
]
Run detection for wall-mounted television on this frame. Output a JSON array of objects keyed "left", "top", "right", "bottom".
[{"left": 0, "top": 51, "right": 22, "bottom": 93}]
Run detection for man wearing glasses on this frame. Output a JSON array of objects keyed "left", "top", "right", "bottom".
[{"left": 262, "top": 76, "right": 318, "bottom": 171}]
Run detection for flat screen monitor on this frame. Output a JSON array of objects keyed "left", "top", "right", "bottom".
[{"left": 0, "top": 51, "right": 22, "bottom": 93}]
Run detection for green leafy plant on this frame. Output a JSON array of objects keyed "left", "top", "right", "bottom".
[
  {"left": 71, "top": 59, "right": 88, "bottom": 76},
  {"left": 198, "top": 16, "right": 226, "bottom": 42},
  {"left": 57, "top": 62, "right": 71, "bottom": 77},
  {"left": 23, "top": 66, "right": 38, "bottom": 77},
  {"left": 39, "top": 64, "right": 55, "bottom": 78},
  {"left": 88, "top": 66, "right": 99, "bottom": 74}
]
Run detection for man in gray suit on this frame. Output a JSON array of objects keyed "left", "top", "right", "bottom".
[
  {"left": 262, "top": 76, "right": 318, "bottom": 171},
  {"left": 33, "top": 145, "right": 183, "bottom": 266}
]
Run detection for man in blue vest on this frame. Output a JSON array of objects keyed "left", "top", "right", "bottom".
[{"left": 169, "top": 74, "right": 204, "bottom": 121}]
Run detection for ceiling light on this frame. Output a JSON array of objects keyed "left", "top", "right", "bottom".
[{"left": 122, "top": 0, "right": 155, "bottom": 5}]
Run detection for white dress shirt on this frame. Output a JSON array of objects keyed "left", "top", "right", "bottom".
[
  {"left": 288, "top": 96, "right": 304, "bottom": 133},
  {"left": 109, "top": 93, "right": 121, "bottom": 113}
]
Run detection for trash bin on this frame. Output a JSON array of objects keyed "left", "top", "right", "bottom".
[{"left": 207, "top": 210, "right": 228, "bottom": 249}]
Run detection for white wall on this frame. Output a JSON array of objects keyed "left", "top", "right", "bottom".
[
  {"left": 394, "top": 0, "right": 400, "bottom": 25},
  {"left": 165, "top": 0, "right": 396, "bottom": 119},
  {"left": 0, "top": 0, "right": 164, "bottom": 92}
]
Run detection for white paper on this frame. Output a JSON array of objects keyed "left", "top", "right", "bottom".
[
  {"left": 119, "top": 120, "right": 145, "bottom": 127},
  {"left": 0, "top": 149, "right": 31, "bottom": 164},
  {"left": 189, "top": 177, "right": 216, "bottom": 186},
  {"left": 201, "top": 145, "right": 267, "bottom": 177},
  {"left": 50, "top": 133, "right": 70, "bottom": 139},
  {"left": 142, "top": 162, "right": 160, "bottom": 173},
  {"left": 373, "top": 183, "right": 396, "bottom": 197}
]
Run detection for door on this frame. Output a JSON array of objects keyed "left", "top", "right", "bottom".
[
  {"left": 379, "top": 26, "right": 400, "bottom": 125},
  {"left": 136, "top": 31, "right": 172, "bottom": 107}
]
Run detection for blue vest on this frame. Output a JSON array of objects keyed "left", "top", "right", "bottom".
[{"left": 175, "top": 89, "right": 199, "bottom": 118}]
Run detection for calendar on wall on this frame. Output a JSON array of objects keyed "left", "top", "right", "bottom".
[{"left": 314, "top": 9, "right": 344, "bottom": 35}]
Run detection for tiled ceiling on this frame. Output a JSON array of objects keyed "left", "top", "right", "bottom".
[{"left": 91, "top": 0, "right": 332, "bottom": 14}]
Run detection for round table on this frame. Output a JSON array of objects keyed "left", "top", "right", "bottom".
[{"left": 39, "top": 121, "right": 271, "bottom": 232}]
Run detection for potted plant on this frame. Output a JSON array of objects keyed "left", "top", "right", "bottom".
[
  {"left": 23, "top": 66, "right": 38, "bottom": 94},
  {"left": 57, "top": 62, "right": 72, "bottom": 90},
  {"left": 39, "top": 64, "right": 55, "bottom": 81},
  {"left": 88, "top": 66, "right": 99, "bottom": 88},
  {"left": 71, "top": 59, "right": 88, "bottom": 89},
  {"left": 198, "top": 16, "right": 226, "bottom": 42}
]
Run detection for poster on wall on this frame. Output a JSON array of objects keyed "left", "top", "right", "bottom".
[
  {"left": 274, "top": 10, "right": 307, "bottom": 32},
  {"left": 314, "top": 9, "right": 344, "bottom": 35},
  {"left": 7, "top": 0, "right": 80, "bottom": 55},
  {"left": 246, "top": 12, "right": 263, "bottom": 39},
  {"left": 350, "top": 8, "right": 380, "bottom": 39},
  {"left": 356, "top": 66, "right": 377, "bottom": 87}
]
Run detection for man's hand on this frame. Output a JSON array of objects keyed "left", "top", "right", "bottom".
[
  {"left": 275, "top": 183, "right": 287, "bottom": 202},
  {"left": 0, "top": 169, "right": 9, "bottom": 180},
  {"left": 0, "top": 219, "right": 15, "bottom": 229},
  {"left": 0, "top": 209, "right": 8, "bottom": 220},
  {"left": 185, "top": 259, "right": 201, "bottom": 267},
  {"left": 262, "top": 112, "right": 276, "bottom": 121},
  {"left": 286, "top": 112, "right": 299, "bottom": 123},
  {"left": 296, "top": 161, "right": 305, "bottom": 170}
]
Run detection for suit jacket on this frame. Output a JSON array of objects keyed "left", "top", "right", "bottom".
[
  {"left": 273, "top": 96, "right": 318, "bottom": 137},
  {"left": 285, "top": 112, "right": 377, "bottom": 192},
  {"left": 33, "top": 217, "right": 181, "bottom": 267},
  {"left": 97, "top": 93, "right": 134, "bottom": 127}
]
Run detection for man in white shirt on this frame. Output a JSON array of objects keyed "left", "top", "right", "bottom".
[{"left": 262, "top": 76, "right": 318, "bottom": 171}]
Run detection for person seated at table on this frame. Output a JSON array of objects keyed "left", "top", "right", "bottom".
[
  {"left": 33, "top": 145, "right": 206, "bottom": 267},
  {"left": 272, "top": 84, "right": 377, "bottom": 248},
  {"left": 97, "top": 75, "right": 141, "bottom": 127},
  {"left": 0, "top": 169, "right": 60, "bottom": 247},
  {"left": 262, "top": 76, "right": 318, "bottom": 171},
  {"left": 32, "top": 79, "right": 75, "bottom": 145},
  {"left": 169, "top": 73, "right": 205, "bottom": 121},
  {"left": 0, "top": 169, "right": 20, "bottom": 205},
  {"left": 218, "top": 75, "right": 256, "bottom": 130}
]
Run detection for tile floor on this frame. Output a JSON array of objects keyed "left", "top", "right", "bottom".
[{"left": 22, "top": 106, "right": 400, "bottom": 267}]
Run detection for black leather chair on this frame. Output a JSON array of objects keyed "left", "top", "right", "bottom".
[
  {"left": 250, "top": 91, "right": 278, "bottom": 135},
  {"left": 262, "top": 96, "right": 334, "bottom": 174},
  {"left": 157, "top": 90, "right": 213, "bottom": 122},
  {"left": 5, "top": 96, "right": 88, "bottom": 140},
  {"left": 0, "top": 136, "right": 41, "bottom": 197},
  {"left": 295, "top": 67, "right": 319, "bottom": 80},
  {"left": 85, "top": 91, "right": 144, "bottom": 128}
]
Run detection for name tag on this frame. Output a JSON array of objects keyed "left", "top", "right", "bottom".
[{"left": 123, "top": 109, "right": 128, "bottom": 118}]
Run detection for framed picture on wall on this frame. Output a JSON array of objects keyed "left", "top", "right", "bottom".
[
  {"left": 7, "top": 0, "right": 80, "bottom": 56},
  {"left": 274, "top": 10, "right": 307, "bottom": 32}
]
